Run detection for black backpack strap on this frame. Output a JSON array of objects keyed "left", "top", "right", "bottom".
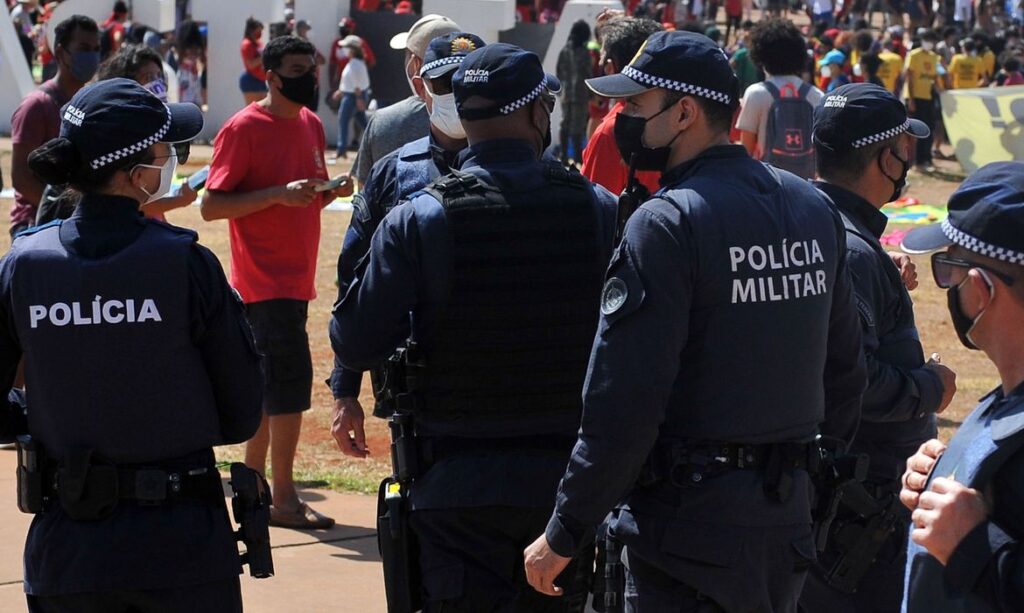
[
  {"left": 762, "top": 80, "right": 781, "bottom": 100},
  {"left": 797, "top": 82, "right": 812, "bottom": 100}
]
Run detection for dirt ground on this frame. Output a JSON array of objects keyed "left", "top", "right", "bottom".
[{"left": 0, "top": 139, "right": 999, "bottom": 494}]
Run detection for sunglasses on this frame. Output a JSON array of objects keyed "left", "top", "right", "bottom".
[
  {"left": 152, "top": 143, "right": 191, "bottom": 164},
  {"left": 930, "top": 252, "right": 1016, "bottom": 288}
]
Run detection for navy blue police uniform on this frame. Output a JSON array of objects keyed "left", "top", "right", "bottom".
[
  {"left": 0, "top": 80, "right": 263, "bottom": 612},
  {"left": 329, "top": 33, "right": 484, "bottom": 401},
  {"left": 800, "top": 83, "right": 945, "bottom": 612},
  {"left": 900, "top": 162, "right": 1024, "bottom": 612},
  {"left": 542, "top": 31, "right": 867, "bottom": 612},
  {"left": 331, "top": 44, "right": 618, "bottom": 611}
]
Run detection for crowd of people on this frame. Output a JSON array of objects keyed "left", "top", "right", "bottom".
[{"left": 3, "top": 1, "right": 1024, "bottom": 612}]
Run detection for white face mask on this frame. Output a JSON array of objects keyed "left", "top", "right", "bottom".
[
  {"left": 922, "top": 41, "right": 935, "bottom": 51},
  {"left": 426, "top": 88, "right": 465, "bottom": 139},
  {"left": 821, "top": 65, "right": 834, "bottom": 78},
  {"left": 853, "top": 63, "right": 863, "bottom": 77},
  {"left": 133, "top": 153, "right": 177, "bottom": 204}
]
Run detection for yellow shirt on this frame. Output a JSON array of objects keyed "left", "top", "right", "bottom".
[
  {"left": 982, "top": 49, "right": 996, "bottom": 79},
  {"left": 905, "top": 48, "right": 939, "bottom": 100},
  {"left": 950, "top": 53, "right": 983, "bottom": 89},
  {"left": 877, "top": 50, "right": 903, "bottom": 93}
]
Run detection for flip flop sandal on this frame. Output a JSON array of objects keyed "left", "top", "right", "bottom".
[{"left": 269, "top": 502, "right": 335, "bottom": 530}]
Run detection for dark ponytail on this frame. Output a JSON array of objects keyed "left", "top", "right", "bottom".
[
  {"left": 27, "top": 138, "right": 79, "bottom": 186},
  {"left": 27, "top": 137, "right": 155, "bottom": 194}
]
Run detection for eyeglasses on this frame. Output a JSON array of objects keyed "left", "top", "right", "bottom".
[{"left": 930, "top": 252, "right": 1016, "bottom": 288}]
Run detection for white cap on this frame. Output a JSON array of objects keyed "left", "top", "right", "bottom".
[{"left": 389, "top": 14, "right": 460, "bottom": 58}]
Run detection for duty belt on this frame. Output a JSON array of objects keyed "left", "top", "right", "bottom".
[
  {"left": 418, "top": 434, "right": 577, "bottom": 470},
  {"left": 640, "top": 440, "right": 820, "bottom": 497},
  {"left": 46, "top": 464, "right": 224, "bottom": 505}
]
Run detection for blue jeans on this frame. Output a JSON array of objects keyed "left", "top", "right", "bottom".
[{"left": 337, "top": 92, "right": 367, "bottom": 153}]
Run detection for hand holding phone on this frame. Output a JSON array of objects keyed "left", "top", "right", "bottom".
[{"left": 314, "top": 175, "right": 351, "bottom": 193}]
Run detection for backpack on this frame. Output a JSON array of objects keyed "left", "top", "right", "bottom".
[{"left": 762, "top": 81, "right": 816, "bottom": 180}]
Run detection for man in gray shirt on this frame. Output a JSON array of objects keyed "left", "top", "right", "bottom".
[{"left": 352, "top": 14, "right": 459, "bottom": 185}]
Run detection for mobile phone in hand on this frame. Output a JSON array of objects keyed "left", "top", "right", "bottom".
[
  {"left": 187, "top": 165, "right": 210, "bottom": 191},
  {"left": 314, "top": 175, "right": 351, "bottom": 193}
]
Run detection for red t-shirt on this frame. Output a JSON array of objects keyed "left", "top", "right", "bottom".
[
  {"left": 10, "top": 79, "right": 67, "bottom": 226},
  {"left": 207, "top": 104, "right": 329, "bottom": 303},
  {"left": 726, "top": 0, "right": 743, "bottom": 16},
  {"left": 580, "top": 101, "right": 661, "bottom": 197},
  {"left": 240, "top": 38, "right": 267, "bottom": 80}
]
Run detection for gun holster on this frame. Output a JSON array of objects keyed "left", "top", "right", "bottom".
[
  {"left": 377, "top": 477, "right": 422, "bottom": 613},
  {"left": 16, "top": 435, "right": 48, "bottom": 514},
  {"left": 229, "top": 463, "right": 275, "bottom": 579},
  {"left": 56, "top": 448, "right": 119, "bottom": 521}
]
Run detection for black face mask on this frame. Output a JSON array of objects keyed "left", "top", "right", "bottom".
[
  {"left": 613, "top": 104, "right": 681, "bottom": 172},
  {"left": 277, "top": 70, "right": 318, "bottom": 109},
  {"left": 946, "top": 275, "right": 991, "bottom": 351},
  {"left": 880, "top": 148, "right": 910, "bottom": 203}
]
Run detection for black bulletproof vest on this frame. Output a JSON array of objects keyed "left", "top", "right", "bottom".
[
  {"left": 417, "top": 166, "right": 603, "bottom": 422},
  {"left": 9, "top": 222, "right": 222, "bottom": 464}
]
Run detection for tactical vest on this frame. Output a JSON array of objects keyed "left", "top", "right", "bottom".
[
  {"left": 416, "top": 165, "right": 603, "bottom": 421},
  {"left": 9, "top": 221, "right": 223, "bottom": 464},
  {"left": 393, "top": 136, "right": 443, "bottom": 211}
]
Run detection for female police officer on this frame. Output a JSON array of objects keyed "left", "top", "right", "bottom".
[{"left": 0, "top": 78, "right": 263, "bottom": 612}]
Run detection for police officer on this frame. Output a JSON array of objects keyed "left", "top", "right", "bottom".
[
  {"left": 523, "top": 31, "right": 867, "bottom": 611},
  {"left": 898, "top": 162, "right": 1024, "bottom": 612},
  {"left": 331, "top": 44, "right": 617, "bottom": 610},
  {"left": 0, "top": 78, "right": 263, "bottom": 612},
  {"left": 330, "top": 32, "right": 486, "bottom": 457},
  {"left": 799, "top": 83, "right": 958, "bottom": 611}
]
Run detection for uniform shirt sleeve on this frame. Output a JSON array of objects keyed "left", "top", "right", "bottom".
[
  {"left": 546, "top": 200, "right": 694, "bottom": 556},
  {"left": 0, "top": 254, "right": 25, "bottom": 441},
  {"left": 188, "top": 244, "right": 263, "bottom": 443},
  {"left": 206, "top": 121, "right": 250, "bottom": 193},
  {"left": 845, "top": 246, "right": 943, "bottom": 422},
  {"left": 820, "top": 214, "right": 867, "bottom": 445},
  {"left": 330, "top": 199, "right": 428, "bottom": 371},
  {"left": 328, "top": 159, "right": 396, "bottom": 399}
]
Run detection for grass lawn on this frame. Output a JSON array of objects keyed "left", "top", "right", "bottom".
[{"left": 0, "top": 142, "right": 998, "bottom": 496}]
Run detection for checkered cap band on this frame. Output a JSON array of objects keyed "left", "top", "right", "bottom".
[
  {"left": 421, "top": 55, "right": 464, "bottom": 76},
  {"left": 621, "top": 66, "right": 732, "bottom": 105},
  {"left": 88, "top": 107, "right": 172, "bottom": 170},
  {"left": 498, "top": 79, "right": 546, "bottom": 115},
  {"left": 851, "top": 119, "right": 910, "bottom": 149},
  {"left": 942, "top": 218, "right": 1024, "bottom": 264}
]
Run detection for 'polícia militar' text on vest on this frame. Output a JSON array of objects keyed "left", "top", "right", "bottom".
[
  {"left": 29, "top": 298, "right": 162, "bottom": 328},
  {"left": 729, "top": 239, "right": 828, "bottom": 304}
]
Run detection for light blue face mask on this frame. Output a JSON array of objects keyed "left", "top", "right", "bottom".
[{"left": 68, "top": 51, "right": 101, "bottom": 83}]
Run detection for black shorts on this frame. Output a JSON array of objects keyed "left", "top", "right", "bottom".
[{"left": 246, "top": 299, "right": 313, "bottom": 416}]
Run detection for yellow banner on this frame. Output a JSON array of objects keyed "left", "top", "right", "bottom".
[{"left": 940, "top": 85, "right": 1024, "bottom": 174}]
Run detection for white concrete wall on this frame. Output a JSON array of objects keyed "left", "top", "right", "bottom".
[
  {"left": 46, "top": 0, "right": 176, "bottom": 53},
  {"left": 294, "top": 0, "right": 349, "bottom": 147},
  {"left": 423, "top": 0, "right": 516, "bottom": 47},
  {"left": 0, "top": 2, "right": 35, "bottom": 133},
  {"left": 543, "top": 0, "right": 622, "bottom": 149},
  {"left": 191, "top": 0, "right": 280, "bottom": 142}
]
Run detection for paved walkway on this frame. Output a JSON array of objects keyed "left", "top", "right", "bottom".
[{"left": 0, "top": 449, "right": 387, "bottom": 612}]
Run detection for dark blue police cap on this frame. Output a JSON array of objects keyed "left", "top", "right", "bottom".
[
  {"left": 452, "top": 43, "right": 560, "bottom": 120},
  {"left": 813, "top": 83, "right": 929, "bottom": 152},
  {"left": 585, "top": 30, "right": 738, "bottom": 106},
  {"left": 420, "top": 32, "right": 486, "bottom": 79},
  {"left": 60, "top": 78, "right": 204, "bottom": 171},
  {"left": 902, "top": 161, "right": 1024, "bottom": 265}
]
